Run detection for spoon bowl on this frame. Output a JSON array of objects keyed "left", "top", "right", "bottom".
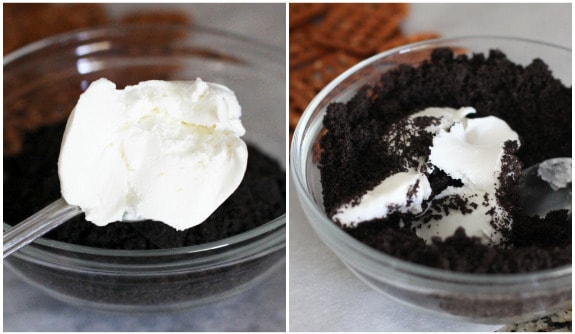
[
  {"left": 3, "top": 198, "right": 80, "bottom": 258},
  {"left": 518, "top": 157, "right": 572, "bottom": 217},
  {"left": 3, "top": 198, "right": 144, "bottom": 258}
]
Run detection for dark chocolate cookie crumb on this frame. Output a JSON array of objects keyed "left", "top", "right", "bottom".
[
  {"left": 4, "top": 122, "right": 286, "bottom": 250},
  {"left": 320, "top": 48, "right": 571, "bottom": 273}
]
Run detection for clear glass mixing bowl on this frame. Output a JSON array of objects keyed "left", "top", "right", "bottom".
[
  {"left": 4, "top": 24, "right": 286, "bottom": 312},
  {"left": 291, "top": 36, "right": 571, "bottom": 324}
]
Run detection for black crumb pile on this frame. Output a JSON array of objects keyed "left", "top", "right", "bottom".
[
  {"left": 319, "top": 48, "right": 571, "bottom": 273},
  {"left": 3, "top": 122, "right": 286, "bottom": 250}
]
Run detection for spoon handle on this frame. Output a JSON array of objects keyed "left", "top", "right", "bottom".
[{"left": 3, "top": 198, "right": 81, "bottom": 258}]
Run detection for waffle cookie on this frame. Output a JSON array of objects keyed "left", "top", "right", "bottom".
[{"left": 289, "top": 3, "right": 440, "bottom": 138}]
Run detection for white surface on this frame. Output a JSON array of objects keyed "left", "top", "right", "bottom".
[
  {"left": 289, "top": 3, "right": 571, "bottom": 332},
  {"left": 3, "top": 3, "right": 286, "bottom": 332}
]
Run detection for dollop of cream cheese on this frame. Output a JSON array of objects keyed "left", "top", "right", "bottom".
[
  {"left": 58, "top": 78, "right": 248, "bottom": 231},
  {"left": 332, "top": 107, "right": 520, "bottom": 246},
  {"left": 333, "top": 172, "right": 431, "bottom": 225}
]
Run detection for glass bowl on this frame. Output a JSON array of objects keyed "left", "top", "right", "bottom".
[
  {"left": 3, "top": 24, "right": 286, "bottom": 312},
  {"left": 290, "top": 36, "right": 571, "bottom": 324}
]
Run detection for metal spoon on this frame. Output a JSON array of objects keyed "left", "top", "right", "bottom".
[
  {"left": 499, "top": 157, "right": 571, "bottom": 333},
  {"left": 3, "top": 198, "right": 81, "bottom": 258},
  {"left": 517, "top": 157, "right": 572, "bottom": 217},
  {"left": 3, "top": 198, "right": 142, "bottom": 258}
]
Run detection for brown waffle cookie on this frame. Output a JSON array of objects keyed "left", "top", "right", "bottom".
[
  {"left": 119, "top": 11, "right": 192, "bottom": 26},
  {"left": 288, "top": 104, "right": 305, "bottom": 130},
  {"left": 118, "top": 11, "right": 193, "bottom": 53},
  {"left": 313, "top": 3, "right": 409, "bottom": 56},
  {"left": 290, "top": 26, "right": 328, "bottom": 69},
  {"left": 290, "top": 52, "right": 360, "bottom": 130},
  {"left": 289, "top": 77, "right": 316, "bottom": 129},
  {"left": 289, "top": 3, "right": 328, "bottom": 30},
  {"left": 3, "top": 120, "right": 22, "bottom": 156},
  {"left": 298, "top": 52, "right": 361, "bottom": 92},
  {"left": 3, "top": 3, "right": 109, "bottom": 55},
  {"left": 288, "top": 3, "right": 443, "bottom": 138}
]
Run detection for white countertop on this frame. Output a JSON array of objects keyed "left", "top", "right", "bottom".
[
  {"left": 3, "top": 3, "right": 286, "bottom": 332},
  {"left": 288, "top": 3, "right": 571, "bottom": 332}
]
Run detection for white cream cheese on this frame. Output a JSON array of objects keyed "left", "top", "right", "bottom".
[
  {"left": 58, "top": 78, "right": 248, "bottom": 231},
  {"left": 333, "top": 171, "right": 432, "bottom": 226},
  {"left": 331, "top": 106, "right": 520, "bottom": 246}
]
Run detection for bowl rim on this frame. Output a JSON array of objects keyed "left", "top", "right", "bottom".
[
  {"left": 290, "top": 35, "right": 572, "bottom": 284},
  {"left": 3, "top": 23, "right": 286, "bottom": 260},
  {"left": 3, "top": 23, "right": 285, "bottom": 66}
]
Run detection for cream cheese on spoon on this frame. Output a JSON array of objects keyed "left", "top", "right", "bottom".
[{"left": 58, "top": 78, "right": 247, "bottom": 231}]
